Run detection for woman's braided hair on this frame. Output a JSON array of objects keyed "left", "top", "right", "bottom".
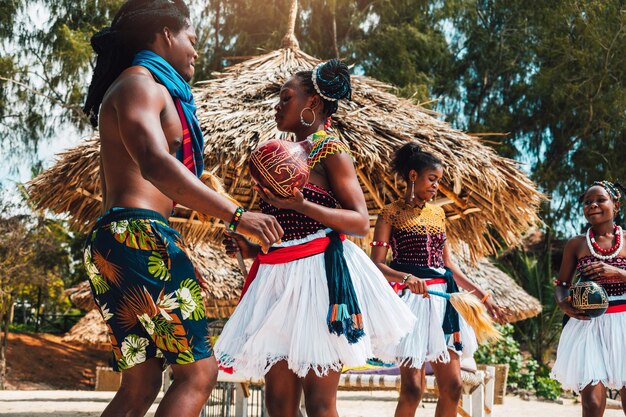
[{"left": 295, "top": 59, "right": 352, "bottom": 117}]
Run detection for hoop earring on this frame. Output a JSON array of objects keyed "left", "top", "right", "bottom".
[
  {"left": 410, "top": 180, "right": 415, "bottom": 201},
  {"left": 300, "top": 107, "right": 315, "bottom": 127}
]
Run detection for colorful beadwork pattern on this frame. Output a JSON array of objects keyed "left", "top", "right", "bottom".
[
  {"left": 260, "top": 183, "right": 338, "bottom": 241},
  {"left": 307, "top": 131, "right": 353, "bottom": 169},
  {"left": 380, "top": 201, "right": 447, "bottom": 269},
  {"left": 380, "top": 201, "right": 446, "bottom": 235},
  {"left": 577, "top": 255, "right": 626, "bottom": 297}
]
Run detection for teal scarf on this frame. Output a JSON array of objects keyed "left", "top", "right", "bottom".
[{"left": 132, "top": 50, "right": 204, "bottom": 177}]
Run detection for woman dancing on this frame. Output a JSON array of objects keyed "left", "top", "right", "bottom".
[
  {"left": 551, "top": 180, "right": 626, "bottom": 417},
  {"left": 215, "top": 59, "right": 415, "bottom": 417},
  {"left": 371, "top": 142, "right": 504, "bottom": 417}
]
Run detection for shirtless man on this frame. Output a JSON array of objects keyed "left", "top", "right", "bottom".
[{"left": 81, "top": 2, "right": 283, "bottom": 416}]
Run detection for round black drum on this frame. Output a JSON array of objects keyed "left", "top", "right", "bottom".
[{"left": 569, "top": 278, "right": 609, "bottom": 318}]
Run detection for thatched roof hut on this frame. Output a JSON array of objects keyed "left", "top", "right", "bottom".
[
  {"left": 27, "top": 7, "right": 542, "bottom": 261},
  {"left": 62, "top": 309, "right": 111, "bottom": 350},
  {"left": 36, "top": 3, "right": 543, "bottom": 346},
  {"left": 455, "top": 256, "right": 542, "bottom": 323},
  {"left": 194, "top": 45, "right": 543, "bottom": 260},
  {"left": 28, "top": 47, "right": 541, "bottom": 260}
]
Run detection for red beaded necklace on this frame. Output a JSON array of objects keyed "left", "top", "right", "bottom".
[{"left": 588, "top": 224, "right": 621, "bottom": 255}]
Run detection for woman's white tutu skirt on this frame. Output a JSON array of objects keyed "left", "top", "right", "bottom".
[
  {"left": 551, "top": 311, "right": 626, "bottom": 392},
  {"left": 214, "top": 230, "right": 416, "bottom": 379},
  {"left": 378, "top": 281, "right": 478, "bottom": 369}
]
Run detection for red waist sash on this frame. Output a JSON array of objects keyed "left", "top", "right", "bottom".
[
  {"left": 606, "top": 303, "right": 626, "bottom": 314},
  {"left": 240, "top": 234, "right": 346, "bottom": 299}
]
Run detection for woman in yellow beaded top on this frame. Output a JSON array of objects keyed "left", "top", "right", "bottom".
[{"left": 371, "top": 142, "right": 503, "bottom": 417}]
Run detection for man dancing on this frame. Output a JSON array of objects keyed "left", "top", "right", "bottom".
[{"left": 82, "top": 1, "right": 283, "bottom": 416}]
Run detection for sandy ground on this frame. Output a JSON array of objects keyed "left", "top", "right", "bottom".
[
  {"left": 2, "top": 334, "right": 624, "bottom": 416},
  {"left": 0, "top": 390, "right": 624, "bottom": 417}
]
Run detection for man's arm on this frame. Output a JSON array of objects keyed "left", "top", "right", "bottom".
[{"left": 112, "top": 73, "right": 282, "bottom": 251}]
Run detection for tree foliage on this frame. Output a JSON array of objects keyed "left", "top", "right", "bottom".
[
  {"left": 436, "top": 0, "right": 625, "bottom": 230},
  {"left": 0, "top": 194, "right": 86, "bottom": 389},
  {"left": 0, "top": 0, "right": 123, "bottom": 163},
  {"left": 0, "top": 0, "right": 624, "bottom": 228}
]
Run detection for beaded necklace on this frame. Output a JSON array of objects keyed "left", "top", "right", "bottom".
[
  {"left": 586, "top": 224, "right": 623, "bottom": 260},
  {"left": 306, "top": 130, "right": 352, "bottom": 169}
]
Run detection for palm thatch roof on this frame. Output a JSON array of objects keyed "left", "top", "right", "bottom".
[
  {"left": 51, "top": 0, "right": 541, "bottom": 350},
  {"left": 195, "top": 46, "right": 543, "bottom": 260},
  {"left": 454, "top": 255, "right": 542, "bottom": 323},
  {"left": 65, "top": 280, "right": 96, "bottom": 311},
  {"left": 27, "top": 45, "right": 542, "bottom": 261},
  {"left": 62, "top": 309, "right": 111, "bottom": 350},
  {"left": 27, "top": 145, "right": 233, "bottom": 245}
]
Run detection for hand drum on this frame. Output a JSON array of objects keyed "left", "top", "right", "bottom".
[
  {"left": 569, "top": 278, "right": 609, "bottom": 318},
  {"left": 249, "top": 139, "right": 310, "bottom": 198}
]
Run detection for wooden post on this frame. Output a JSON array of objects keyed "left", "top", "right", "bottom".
[
  {"left": 235, "top": 383, "right": 248, "bottom": 417},
  {"left": 281, "top": 0, "right": 300, "bottom": 49},
  {"left": 484, "top": 365, "right": 495, "bottom": 417}
]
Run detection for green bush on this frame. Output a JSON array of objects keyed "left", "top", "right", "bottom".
[
  {"left": 518, "top": 358, "right": 538, "bottom": 391},
  {"left": 475, "top": 324, "right": 563, "bottom": 399},
  {"left": 475, "top": 324, "right": 524, "bottom": 390},
  {"left": 494, "top": 245, "right": 563, "bottom": 365},
  {"left": 535, "top": 376, "right": 562, "bottom": 400}
]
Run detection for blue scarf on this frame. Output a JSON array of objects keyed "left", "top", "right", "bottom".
[{"left": 132, "top": 50, "right": 204, "bottom": 177}]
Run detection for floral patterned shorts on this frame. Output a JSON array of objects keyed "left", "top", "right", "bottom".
[{"left": 84, "top": 207, "right": 212, "bottom": 371}]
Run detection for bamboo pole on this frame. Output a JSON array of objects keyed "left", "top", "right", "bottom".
[{"left": 281, "top": 0, "right": 300, "bottom": 49}]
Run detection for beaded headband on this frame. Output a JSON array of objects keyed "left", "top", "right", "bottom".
[
  {"left": 593, "top": 180, "right": 622, "bottom": 201},
  {"left": 311, "top": 63, "right": 338, "bottom": 102}
]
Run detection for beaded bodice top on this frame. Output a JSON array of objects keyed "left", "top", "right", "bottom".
[
  {"left": 260, "top": 184, "right": 337, "bottom": 241},
  {"left": 380, "top": 201, "right": 446, "bottom": 268},
  {"left": 260, "top": 131, "right": 350, "bottom": 241},
  {"left": 576, "top": 255, "right": 626, "bottom": 297}
]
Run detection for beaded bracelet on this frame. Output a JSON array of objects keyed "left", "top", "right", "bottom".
[
  {"left": 228, "top": 206, "right": 244, "bottom": 232},
  {"left": 480, "top": 291, "right": 491, "bottom": 304},
  {"left": 370, "top": 241, "right": 390, "bottom": 248},
  {"left": 553, "top": 280, "right": 570, "bottom": 288}
]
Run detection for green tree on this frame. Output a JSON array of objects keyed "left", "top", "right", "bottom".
[
  {"left": 435, "top": 0, "right": 625, "bottom": 230},
  {"left": 0, "top": 194, "right": 85, "bottom": 389},
  {"left": 350, "top": 0, "right": 452, "bottom": 103},
  {"left": 0, "top": 1, "right": 123, "bottom": 163}
]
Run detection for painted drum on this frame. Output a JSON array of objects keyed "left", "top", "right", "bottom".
[
  {"left": 249, "top": 139, "right": 310, "bottom": 198},
  {"left": 570, "top": 278, "right": 609, "bottom": 318}
]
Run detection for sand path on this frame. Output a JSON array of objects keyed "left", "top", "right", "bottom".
[{"left": 0, "top": 390, "right": 624, "bottom": 417}]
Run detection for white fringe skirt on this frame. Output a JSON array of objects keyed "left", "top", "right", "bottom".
[
  {"left": 378, "top": 280, "right": 478, "bottom": 369},
  {"left": 551, "top": 310, "right": 626, "bottom": 392},
  {"left": 214, "top": 230, "right": 416, "bottom": 379}
]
